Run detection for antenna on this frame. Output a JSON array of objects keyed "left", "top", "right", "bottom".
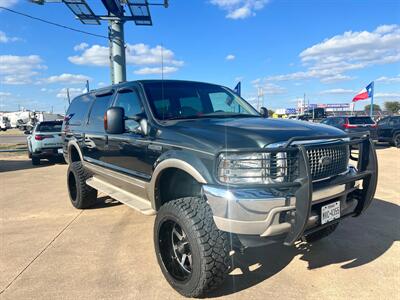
[
  {"left": 66, "top": 88, "right": 71, "bottom": 105},
  {"left": 161, "top": 43, "right": 164, "bottom": 81}
]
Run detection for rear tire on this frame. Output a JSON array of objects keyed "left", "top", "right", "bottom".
[
  {"left": 154, "top": 197, "right": 230, "bottom": 298},
  {"left": 394, "top": 133, "right": 400, "bottom": 148},
  {"left": 303, "top": 223, "right": 339, "bottom": 243},
  {"left": 31, "top": 157, "right": 40, "bottom": 165},
  {"left": 67, "top": 161, "right": 97, "bottom": 209}
]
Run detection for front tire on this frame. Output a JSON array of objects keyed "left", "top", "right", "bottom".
[
  {"left": 154, "top": 197, "right": 230, "bottom": 298},
  {"left": 67, "top": 161, "right": 97, "bottom": 209},
  {"left": 394, "top": 133, "right": 400, "bottom": 148}
]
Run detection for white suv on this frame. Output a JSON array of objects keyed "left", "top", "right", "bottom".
[{"left": 27, "top": 121, "right": 64, "bottom": 165}]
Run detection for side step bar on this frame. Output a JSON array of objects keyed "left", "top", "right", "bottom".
[{"left": 86, "top": 177, "right": 156, "bottom": 216}]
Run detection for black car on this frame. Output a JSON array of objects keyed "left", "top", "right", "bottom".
[
  {"left": 321, "top": 116, "right": 377, "bottom": 139},
  {"left": 62, "top": 80, "right": 377, "bottom": 297},
  {"left": 377, "top": 115, "right": 400, "bottom": 147}
]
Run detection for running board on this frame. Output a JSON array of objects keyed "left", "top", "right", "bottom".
[{"left": 86, "top": 177, "right": 156, "bottom": 215}]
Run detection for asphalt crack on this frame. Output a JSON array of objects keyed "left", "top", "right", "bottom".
[{"left": 0, "top": 210, "right": 84, "bottom": 295}]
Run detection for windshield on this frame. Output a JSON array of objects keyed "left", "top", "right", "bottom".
[
  {"left": 37, "top": 122, "right": 62, "bottom": 132},
  {"left": 142, "top": 81, "right": 259, "bottom": 120}
]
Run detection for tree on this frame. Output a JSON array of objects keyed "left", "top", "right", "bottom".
[
  {"left": 384, "top": 101, "right": 400, "bottom": 114},
  {"left": 364, "top": 104, "right": 381, "bottom": 112}
]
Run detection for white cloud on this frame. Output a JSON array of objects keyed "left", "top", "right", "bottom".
[
  {"left": 225, "top": 54, "right": 235, "bottom": 60},
  {"left": 134, "top": 66, "right": 178, "bottom": 75},
  {"left": 375, "top": 92, "right": 400, "bottom": 98},
  {"left": 69, "top": 43, "right": 184, "bottom": 70},
  {"left": 266, "top": 24, "right": 400, "bottom": 84},
  {"left": 56, "top": 87, "right": 85, "bottom": 99},
  {"left": 97, "top": 81, "right": 106, "bottom": 87},
  {"left": 73, "top": 42, "right": 89, "bottom": 51},
  {"left": 0, "top": 55, "right": 46, "bottom": 85},
  {"left": 0, "top": 0, "right": 18, "bottom": 9},
  {"left": 0, "top": 91, "right": 11, "bottom": 97},
  {"left": 319, "top": 88, "right": 356, "bottom": 95},
  {"left": 252, "top": 78, "right": 286, "bottom": 95},
  {"left": 0, "top": 31, "right": 20, "bottom": 43},
  {"left": 210, "top": 0, "right": 269, "bottom": 20},
  {"left": 376, "top": 75, "right": 400, "bottom": 83},
  {"left": 41, "top": 73, "right": 91, "bottom": 84}
]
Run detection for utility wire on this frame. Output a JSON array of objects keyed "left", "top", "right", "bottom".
[{"left": 0, "top": 6, "right": 109, "bottom": 40}]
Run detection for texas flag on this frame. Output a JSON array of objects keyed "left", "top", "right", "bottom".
[{"left": 352, "top": 82, "right": 374, "bottom": 102}]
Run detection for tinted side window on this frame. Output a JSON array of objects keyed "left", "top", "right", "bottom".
[
  {"left": 114, "top": 89, "right": 143, "bottom": 132},
  {"left": 378, "top": 118, "right": 389, "bottom": 126},
  {"left": 66, "top": 94, "right": 95, "bottom": 126},
  {"left": 390, "top": 117, "right": 400, "bottom": 126},
  {"left": 114, "top": 89, "right": 142, "bottom": 117},
  {"left": 87, "top": 94, "right": 113, "bottom": 131}
]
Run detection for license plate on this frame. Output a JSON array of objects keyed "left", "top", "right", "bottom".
[
  {"left": 321, "top": 201, "right": 340, "bottom": 225},
  {"left": 57, "top": 148, "right": 63, "bottom": 154}
]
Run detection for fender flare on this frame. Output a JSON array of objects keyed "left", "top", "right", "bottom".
[
  {"left": 67, "top": 140, "right": 84, "bottom": 164},
  {"left": 147, "top": 150, "right": 214, "bottom": 209}
]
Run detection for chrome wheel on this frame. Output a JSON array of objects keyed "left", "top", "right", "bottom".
[{"left": 158, "top": 219, "right": 192, "bottom": 282}]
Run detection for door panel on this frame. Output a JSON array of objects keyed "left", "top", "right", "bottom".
[
  {"left": 82, "top": 92, "right": 114, "bottom": 163},
  {"left": 103, "top": 87, "right": 153, "bottom": 180}
]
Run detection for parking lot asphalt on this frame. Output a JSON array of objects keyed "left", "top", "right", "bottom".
[{"left": 0, "top": 147, "right": 399, "bottom": 300}]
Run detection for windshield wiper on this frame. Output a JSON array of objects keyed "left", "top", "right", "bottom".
[{"left": 163, "top": 113, "right": 260, "bottom": 121}]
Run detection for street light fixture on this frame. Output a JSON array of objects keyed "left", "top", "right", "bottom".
[{"left": 31, "top": 0, "right": 168, "bottom": 84}]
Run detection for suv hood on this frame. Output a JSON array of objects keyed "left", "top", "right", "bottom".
[{"left": 162, "top": 117, "right": 347, "bottom": 153}]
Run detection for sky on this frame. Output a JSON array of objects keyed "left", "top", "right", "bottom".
[{"left": 0, "top": 0, "right": 399, "bottom": 113}]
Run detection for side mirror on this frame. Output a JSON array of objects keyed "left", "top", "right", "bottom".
[
  {"left": 260, "top": 107, "right": 268, "bottom": 118},
  {"left": 128, "top": 112, "right": 148, "bottom": 136},
  {"left": 105, "top": 107, "right": 125, "bottom": 134}
]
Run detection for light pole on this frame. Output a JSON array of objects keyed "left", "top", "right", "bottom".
[{"left": 31, "top": 0, "right": 168, "bottom": 84}]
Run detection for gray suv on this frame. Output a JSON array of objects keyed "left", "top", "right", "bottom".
[{"left": 62, "top": 80, "right": 378, "bottom": 297}]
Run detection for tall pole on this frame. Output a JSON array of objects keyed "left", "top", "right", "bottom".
[
  {"left": 109, "top": 19, "right": 126, "bottom": 84},
  {"left": 370, "top": 81, "right": 374, "bottom": 117}
]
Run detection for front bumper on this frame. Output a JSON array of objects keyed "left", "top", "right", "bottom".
[{"left": 203, "top": 136, "right": 378, "bottom": 246}]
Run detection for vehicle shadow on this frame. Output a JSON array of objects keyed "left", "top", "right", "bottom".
[
  {"left": 209, "top": 198, "right": 399, "bottom": 297},
  {"left": 89, "top": 196, "right": 122, "bottom": 209},
  {"left": 0, "top": 158, "right": 61, "bottom": 172}
]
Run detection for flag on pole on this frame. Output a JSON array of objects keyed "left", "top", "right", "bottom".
[
  {"left": 352, "top": 82, "right": 374, "bottom": 102},
  {"left": 233, "top": 82, "right": 241, "bottom": 97}
]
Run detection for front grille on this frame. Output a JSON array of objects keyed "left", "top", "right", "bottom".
[{"left": 306, "top": 143, "right": 349, "bottom": 181}]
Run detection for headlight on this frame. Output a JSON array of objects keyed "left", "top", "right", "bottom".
[{"left": 217, "top": 152, "right": 288, "bottom": 184}]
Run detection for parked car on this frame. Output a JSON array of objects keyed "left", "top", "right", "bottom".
[
  {"left": 0, "top": 116, "right": 11, "bottom": 131},
  {"left": 320, "top": 116, "right": 377, "bottom": 139},
  {"left": 62, "top": 80, "right": 377, "bottom": 297},
  {"left": 377, "top": 115, "right": 400, "bottom": 147},
  {"left": 27, "top": 120, "right": 64, "bottom": 165}
]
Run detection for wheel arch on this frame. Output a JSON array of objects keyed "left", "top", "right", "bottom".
[
  {"left": 148, "top": 151, "right": 213, "bottom": 210},
  {"left": 67, "top": 140, "right": 84, "bottom": 164}
]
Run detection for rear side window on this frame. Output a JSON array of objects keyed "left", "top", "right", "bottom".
[
  {"left": 88, "top": 93, "right": 114, "bottom": 131},
  {"left": 391, "top": 117, "right": 400, "bottom": 126},
  {"left": 37, "top": 122, "right": 62, "bottom": 132},
  {"left": 65, "top": 94, "right": 95, "bottom": 126},
  {"left": 348, "top": 117, "right": 374, "bottom": 125}
]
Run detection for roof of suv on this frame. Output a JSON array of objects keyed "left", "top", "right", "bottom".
[{"left": 88, "top": 80, "right": 226, "bottom": 95}]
